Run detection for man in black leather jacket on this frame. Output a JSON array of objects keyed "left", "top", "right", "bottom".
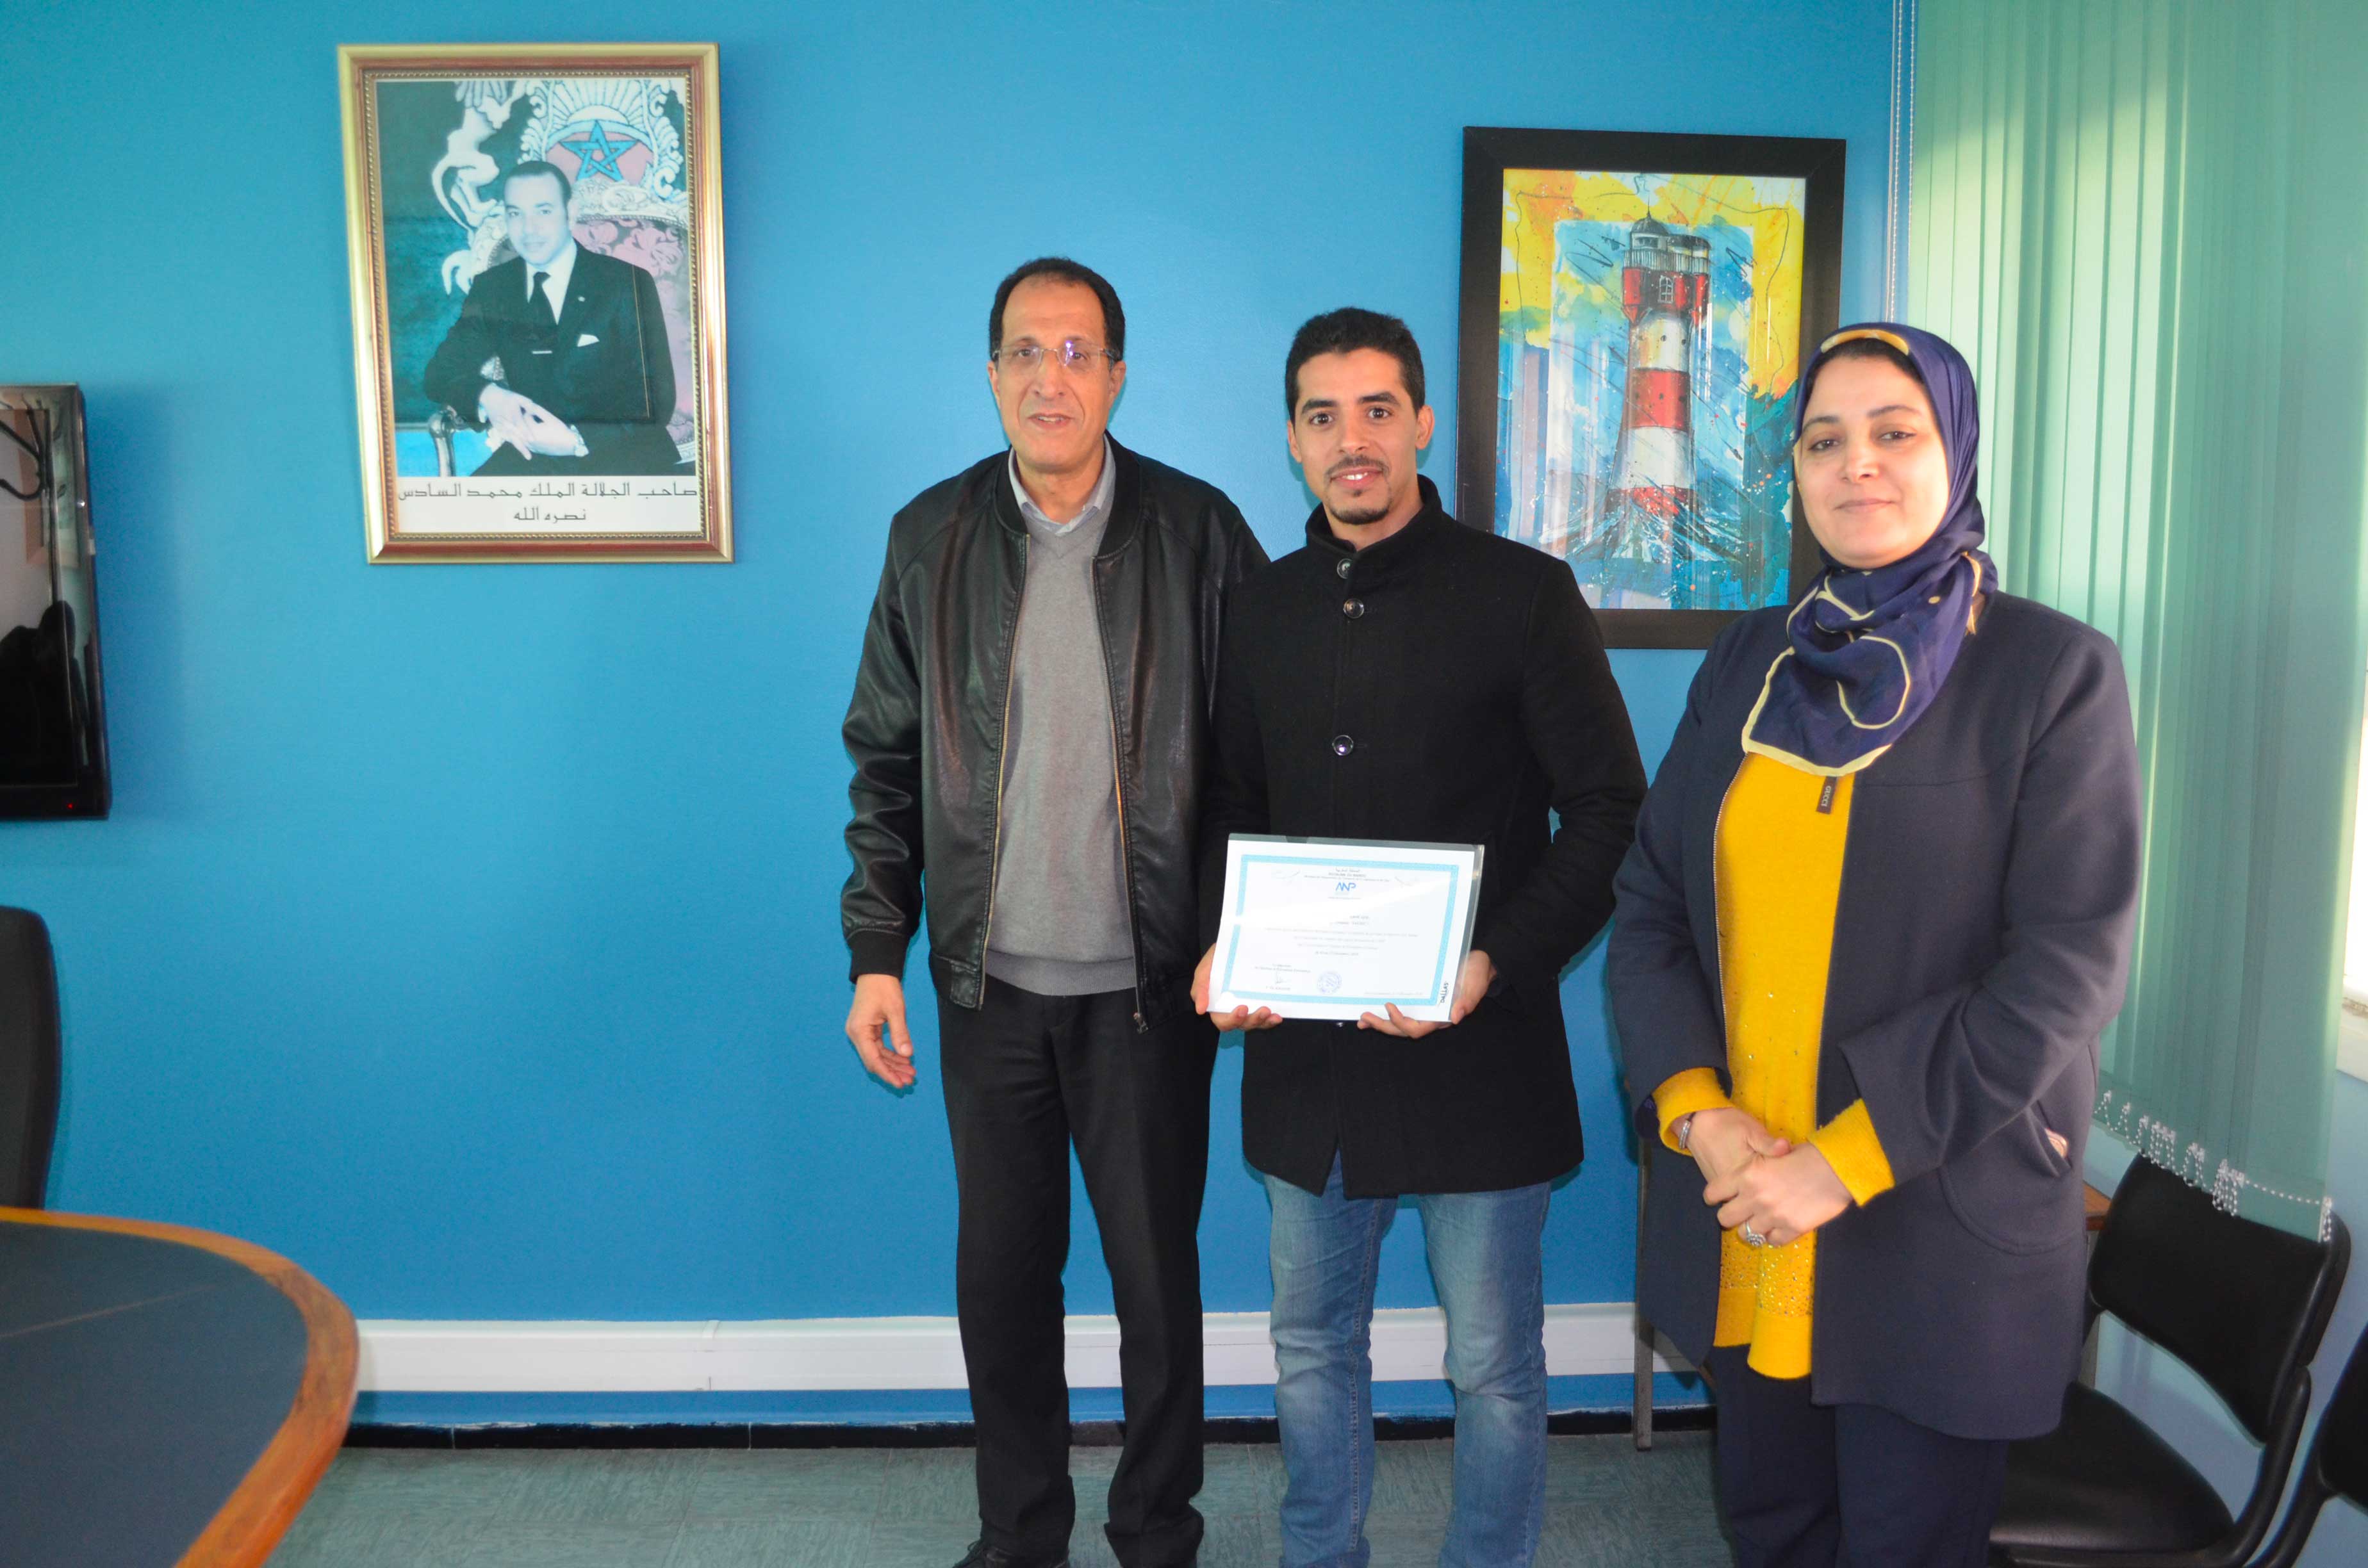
[{"left": 840, "top": 257, "right": 1267, "bottom": 1568}]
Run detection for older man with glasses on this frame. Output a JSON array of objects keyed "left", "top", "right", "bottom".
[{"left": 841, "top": 257, "right": 1268, "bottom": 1568}]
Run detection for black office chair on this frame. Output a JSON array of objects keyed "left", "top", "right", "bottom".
[
  {"left": 0, "top": 906, "right": 61, "bottom": 1207},
  {"left": 2244, "top": 1311, "right": 2368, "bottom": 1567},
  {"left": 1991, "top": 1157, "right": 2351, "bottom": 1567}
]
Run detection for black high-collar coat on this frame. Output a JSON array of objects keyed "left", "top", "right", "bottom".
[{"left": 1199, "top": 482, "right": 1645, "bottom": 1197}]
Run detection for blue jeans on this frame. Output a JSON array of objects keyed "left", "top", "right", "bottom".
[{"left": 1264, "top": 1156, "right": 1550, "bottom": 1568}]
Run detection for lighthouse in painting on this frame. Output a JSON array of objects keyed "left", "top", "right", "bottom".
[{"left": 1602, "top": 218, "right": 1713, "bottom": 607}]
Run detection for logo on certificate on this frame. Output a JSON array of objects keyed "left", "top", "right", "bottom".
[{"left": 1319, "top": 972, "right": 1342, "bottom": 994}]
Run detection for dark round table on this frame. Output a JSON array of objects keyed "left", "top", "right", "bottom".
[{"left": 0, "top": 1207, "right": 356, "bottom": 1565}]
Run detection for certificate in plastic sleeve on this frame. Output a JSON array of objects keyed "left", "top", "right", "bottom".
[{"left": 1210, "top": 835, "right": 1484, "bottom": 1024}]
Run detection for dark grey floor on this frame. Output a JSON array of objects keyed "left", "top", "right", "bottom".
[{"left": 265, "top": 1433, "right": 1732, "bottom": 1566}]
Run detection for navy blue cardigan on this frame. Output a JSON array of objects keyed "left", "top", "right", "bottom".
[{"left": 1608, "top": 591, "right": 2141, "bottom": 1439}]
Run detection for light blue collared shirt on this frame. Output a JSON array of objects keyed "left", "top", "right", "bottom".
[{"left": 1008, "top": 438, "right": 1115, "bottom": 538}]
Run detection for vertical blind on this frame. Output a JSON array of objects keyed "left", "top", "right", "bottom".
[{"left": 1907, "top": 0, "right": 2368, "bottom": 1236}]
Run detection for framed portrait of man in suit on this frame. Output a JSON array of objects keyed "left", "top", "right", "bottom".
[{"left": 340, "top": 44, "right": 731, "bottom": 562}]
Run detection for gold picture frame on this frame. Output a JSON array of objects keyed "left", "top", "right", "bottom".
[{"left": 339, "top": 44, "right": 732, "bottom": 562}]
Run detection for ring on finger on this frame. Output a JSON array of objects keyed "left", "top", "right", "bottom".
[{"left": 1740, "top": 1225, "right": 1768, "bottom": 1248}]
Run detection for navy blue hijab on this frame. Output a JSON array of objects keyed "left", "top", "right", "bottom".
[{"left": 1742, "top": 323, "right": 1994, "bottom": 775}]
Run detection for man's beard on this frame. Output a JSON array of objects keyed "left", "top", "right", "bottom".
[{"left": 1326, "top": 463, "right": 1392, "bottom": 527}]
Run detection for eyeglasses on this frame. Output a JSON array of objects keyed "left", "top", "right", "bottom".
[{"left": 991, "top": 341, "right": 1117, "bottom": 376}]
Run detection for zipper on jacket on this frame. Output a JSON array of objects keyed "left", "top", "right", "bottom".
[
  {"left": 1092, "top": 559, "right": 1148, "bottom": 1029},
  {"left": 977, "top": 537, "right": 1026, "bottom": 969}
]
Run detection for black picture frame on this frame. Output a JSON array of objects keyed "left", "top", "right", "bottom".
[{"left": 1456, "top": 127, "right": 1846, "bottom": 649}]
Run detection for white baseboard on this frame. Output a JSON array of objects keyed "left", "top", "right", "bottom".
[{"left": 358, "top": 1305, "right": 1691, "bottom": 1395}]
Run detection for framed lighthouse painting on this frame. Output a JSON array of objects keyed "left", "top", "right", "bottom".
[{"left": 1457, "top": 128, "right": 1844, "bottom": 648}]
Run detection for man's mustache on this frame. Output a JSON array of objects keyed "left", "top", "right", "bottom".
[{"left": 1328, "top": 454, "right": 1386, "bottom": 479}]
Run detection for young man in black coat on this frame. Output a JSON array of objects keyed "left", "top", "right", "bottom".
[{"left": 1193, "top": 309, "right": 1645, "bottom": 1567}]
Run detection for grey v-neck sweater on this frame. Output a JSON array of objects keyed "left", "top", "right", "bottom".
[{"left": 985, "top": 453, "right": 1137, "bottom": 996}]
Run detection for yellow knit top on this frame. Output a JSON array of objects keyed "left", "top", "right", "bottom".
[{"left": 1651, "top": 755, "right": 1897, "bottom": 1380}]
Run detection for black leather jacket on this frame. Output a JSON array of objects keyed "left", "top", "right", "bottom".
[{"left": 842, "top": 440, "right": 1267, "bottom": 1026}]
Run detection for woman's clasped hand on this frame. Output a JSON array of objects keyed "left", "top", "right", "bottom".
[{"left": 1685, "top": 1106, "right": 1852, "bottom": 1251}]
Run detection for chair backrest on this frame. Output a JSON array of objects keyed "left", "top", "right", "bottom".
[
  {"left": 2091, "top": 1156, "right": 2350, "bottom": 1442},
  {"left": 0, "top": 906, "right": 60, "bottom": 1207},
  {"left": 2314, "top": 1314, "right": 2368, "bottom": 1514},
  {"left": 2247, "top": 1316, "right": 2368, "bottom": 1568}
]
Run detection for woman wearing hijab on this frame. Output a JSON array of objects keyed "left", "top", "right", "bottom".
[{"left": 1608, "top": 324, "right": 2142, "bottom": 1564}]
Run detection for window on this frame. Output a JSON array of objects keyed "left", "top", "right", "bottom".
[{"left": 2342, "top": 690, "right": 2368, "bottom": 1079}]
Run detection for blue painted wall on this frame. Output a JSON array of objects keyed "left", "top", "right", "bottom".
[{"left": 0, "top": 0, "right": 1895, "bottom": 1398}]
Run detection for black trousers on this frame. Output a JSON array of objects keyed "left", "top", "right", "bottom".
[
  {"left": 939, "top": 976, "right": 1217, "bottom": 1567},
  {"left": 1706, "top": 1348, "right": 2010, "bottom": 1568}
]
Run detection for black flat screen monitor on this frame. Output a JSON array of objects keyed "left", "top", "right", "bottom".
[{"left": 1, "top": 386, "right": 110, "bottom": 819}]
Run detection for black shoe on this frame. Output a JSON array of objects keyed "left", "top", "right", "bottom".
[{"left": 948, "top": 1543, "right": 1069, "bottom": 1568}]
